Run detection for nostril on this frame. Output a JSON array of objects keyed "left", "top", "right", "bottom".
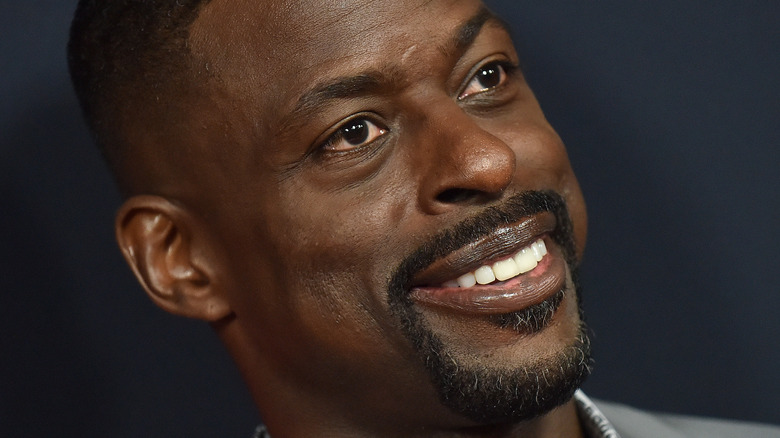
[{"left": 435, "top": 188, "right": 483, "bottom": 204}]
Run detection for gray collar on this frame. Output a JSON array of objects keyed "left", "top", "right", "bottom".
[{"left": 574, "top": 390, "right": 622, "bottom": 438}]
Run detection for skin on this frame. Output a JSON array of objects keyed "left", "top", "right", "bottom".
[{"left": 115, "top": 0, "right": 589, "bottom": 436}]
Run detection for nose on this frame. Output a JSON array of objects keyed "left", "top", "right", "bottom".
[{"left": 416, "top": 105, "right": 516, "bottom": 215}]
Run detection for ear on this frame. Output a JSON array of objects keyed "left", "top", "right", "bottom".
[{"left": 115, "top": 195, "right": 232, "bottom": 322}]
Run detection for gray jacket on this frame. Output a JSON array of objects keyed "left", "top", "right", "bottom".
[{"left": 596, "top": 399, "right": 780, "bottom": 438}]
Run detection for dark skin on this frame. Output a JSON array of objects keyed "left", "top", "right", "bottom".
[{"left": 115, "top": 0, "right": 589, "bottom": 436}]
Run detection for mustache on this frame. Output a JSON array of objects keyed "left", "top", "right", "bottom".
[{"left": 388, "top": 190, "right": 576, "bottom": 297}]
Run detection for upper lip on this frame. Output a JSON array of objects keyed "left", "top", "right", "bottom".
[{"left": 410, "top": 212, "right": 557, "bottom": 287}]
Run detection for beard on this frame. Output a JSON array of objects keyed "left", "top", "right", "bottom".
[{"left": 387, "top": 191, "right": 593, "bottom": 425}]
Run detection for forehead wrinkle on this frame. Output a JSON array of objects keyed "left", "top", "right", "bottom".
[
  {"left": 276, "top": 64, "right": 406, "bottom": 138},
  {"left": 276, "top": 4, "right": 503, "bottom": 138}
]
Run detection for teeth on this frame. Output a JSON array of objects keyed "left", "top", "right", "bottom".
[
  {"left": 441, "top": 239, "right": 547, "bottom": 288},
  {"left": 534, "top": 239, "right": 547, "bottom": 259},
  {"left": 513, "top": 247, "right": 538, "bottom": 273},
  {"left": 531, "top": 239, "right": 545, "bottom": 261},
  {"left": 474, "top": 266, "right": 496, "bottom": 285},
  {"left": 456, "top": 272, "right": 476, "bottom": 288},
  {"left": 493, "top": 257, "right": 520, "bottom": 281}
]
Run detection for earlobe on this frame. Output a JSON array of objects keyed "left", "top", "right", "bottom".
[{"left": 115, "top": 195, "right": 232, "bottom": 322}]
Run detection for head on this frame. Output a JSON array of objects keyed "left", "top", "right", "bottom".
[{"left": 70, "top": 0, "right": 590, "bottom": 435}]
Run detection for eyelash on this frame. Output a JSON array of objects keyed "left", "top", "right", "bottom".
[
  {"left": 317, "top": 59, "right": 518, "bottom": 155},
  {"left": 320, "top": 116, "right": 388, "bottom": 153},
  {"left": 458, "top": 59, "right": 518, "bottom": 100}
]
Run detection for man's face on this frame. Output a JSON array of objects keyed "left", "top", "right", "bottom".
[{"left": 180, "top": 0, "right": 589, "bottom": 428}]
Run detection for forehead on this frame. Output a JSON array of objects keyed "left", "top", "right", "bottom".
[{"left": 189, "top": 0, "right": 491, "bottom": 113}]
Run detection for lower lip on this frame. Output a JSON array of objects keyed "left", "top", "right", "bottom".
[{"left": 408, "top": 238, "right": 567, "bottom": 315}]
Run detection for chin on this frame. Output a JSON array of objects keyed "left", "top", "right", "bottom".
[
  {"left": 409, "top": 282, "right": 592, "bottom": 424},
  {"left": 386, "top": 191, "right": 593, "bottom": 423}
]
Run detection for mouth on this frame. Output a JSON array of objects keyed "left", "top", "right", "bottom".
[
  {"left": 409, "top": 212, "right": 568, "bottom": 315},
  {"left": 440, "top": 237, "right": 548, "bottom": 288}
]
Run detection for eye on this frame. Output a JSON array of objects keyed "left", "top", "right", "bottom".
[
  {"left": 459, "top": 61, "right": 509, "bottom": 100},
  {"left": 322, "top": 117, "right": 388, "bottom": 152}
]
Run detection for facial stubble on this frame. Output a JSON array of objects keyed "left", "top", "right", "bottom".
[{"left": 387, "top": 191, "right": 593, "bottom": 425}]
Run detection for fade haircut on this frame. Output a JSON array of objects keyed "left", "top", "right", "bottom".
[{"left": 68, "top": 0, "right": 212, "bottom": 194}]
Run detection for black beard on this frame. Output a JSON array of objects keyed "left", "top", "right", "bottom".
[{"left": 387, "top": 191, "right": 593, "bottom": 425}]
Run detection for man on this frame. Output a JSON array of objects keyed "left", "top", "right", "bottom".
[{"left": 67, "top": 0, "right": 779, "bottom": 436}]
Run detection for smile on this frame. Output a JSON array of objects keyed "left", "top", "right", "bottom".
[
  {"left": 408, "top": 213, "right": 568, "bottom": 315},
  {"left": 441, "top": 238, "right": 547, "bottom": 288}
]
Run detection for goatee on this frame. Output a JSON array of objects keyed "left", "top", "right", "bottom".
[{"left": 387, "top": 190, "right": 593, "bottom": 424}]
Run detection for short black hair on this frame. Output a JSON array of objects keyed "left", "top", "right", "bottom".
[{"left": 68, "top": 0, "right": 211, "bottom": 193}]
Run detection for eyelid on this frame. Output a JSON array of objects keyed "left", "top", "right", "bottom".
[
  {"left": 457, "top": 57, "right": 518, "bottom": 100},
  {"left": 317, "top": 114, "right": 389, "bottom": 154}
]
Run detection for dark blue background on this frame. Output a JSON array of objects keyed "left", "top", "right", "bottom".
[{"left": 1, "top": 1, "right": 777, "bottom": 436}]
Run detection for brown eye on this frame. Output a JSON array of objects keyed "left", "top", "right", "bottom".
[
  {"left": 459, "top": 61, "right": 509, "bottom": 99},
  {"left": 322, "top": 118, "right": 387, "bottom": 152},
  {"left": 475, "top": 64, "right": 502, "bottom": 88},
  {"left": 341, "top": 120, "right": 370, "bottom": 145}
]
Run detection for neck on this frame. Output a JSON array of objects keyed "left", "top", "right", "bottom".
[
  {"left": 258, "top": 395, "right": 584, "bottom": 438},
  {"left": 403, "top": 400, "right": 585, "bottom": 438}
]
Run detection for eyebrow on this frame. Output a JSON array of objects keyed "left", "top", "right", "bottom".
[
  {"left": 291, "top": 72, "right": 389, "bottom": 119},
  {"left": 453, "top": 6, "right": 503, "bottom": 53},
  {"left": 278, "top": 6, "right": 507, "bottom": 135}
]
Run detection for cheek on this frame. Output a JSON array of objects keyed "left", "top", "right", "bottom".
[
  {"left": 211, "top": 185, "right": 415, "bottom": 380},
  {"left": 236, "top": 182, "right": 409, "bottom": 329},
  {"left": 495, "top": 119, "right": 575, "bottom": 188},
  {"left": 494, "top": 120, "right": 588, "bottom": 258},
  {"left": 561, "top": 170, "right": 588, "bottom": 261}
]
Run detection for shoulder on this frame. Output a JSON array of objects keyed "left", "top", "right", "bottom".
[{"left": 594, "top": 399, "right": 780, "bottom": 438}]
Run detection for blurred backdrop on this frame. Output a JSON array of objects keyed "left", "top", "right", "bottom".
[{"left": 1, "top": 1, "right": 778, "bottom": 436}]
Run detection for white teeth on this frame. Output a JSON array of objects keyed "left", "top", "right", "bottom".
[
  {"left": 456, "top": 273, "right": 476, "bottom": 288},
  {"left": 536, "top": 239, "right": 547, "bottom": 258},
  {"left": 493, "top": 257, "right": 520, "bottom": 281},
  {"left": 474, "top": 265, "right": 496, "bottom": 285},
  {"left": 441, "top": 239, "right": 547, "bottom": 288},
  {"left": 513, "top": 247, "right": 538, "bottom": 273},
  {"left": 531, "top": 240, "right": 545, "bottom": 261}
]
